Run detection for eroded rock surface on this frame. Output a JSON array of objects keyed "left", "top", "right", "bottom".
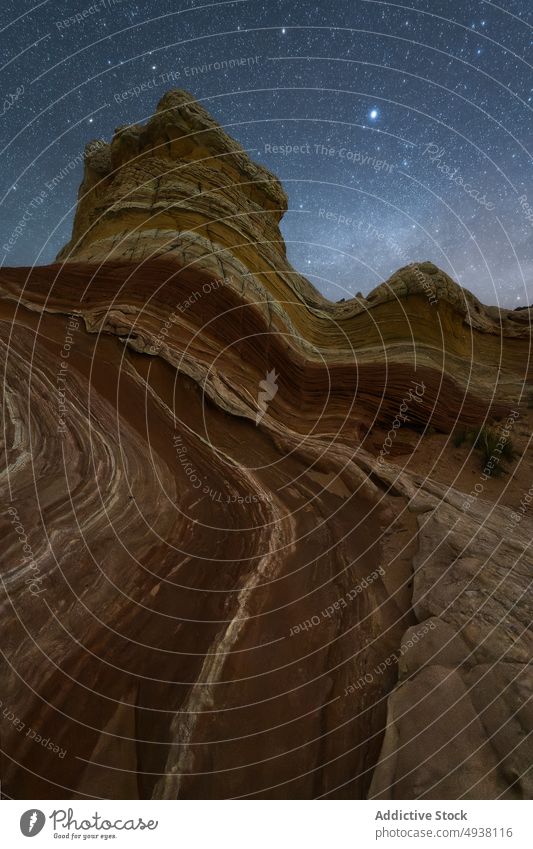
[{"left": 1, "top": 90, "right": 531, "bottom": 799}]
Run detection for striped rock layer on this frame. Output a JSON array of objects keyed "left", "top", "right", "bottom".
[{"left": 0, "top": 91, "right": 531, "bottom": 800}]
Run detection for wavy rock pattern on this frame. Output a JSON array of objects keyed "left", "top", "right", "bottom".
[{"left": 1, "top": 91, "right": 531, "bottom": 799}]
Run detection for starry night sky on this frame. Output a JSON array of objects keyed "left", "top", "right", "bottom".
[{"left": 1, "top": 0, "right": 531, "bottom": 306}]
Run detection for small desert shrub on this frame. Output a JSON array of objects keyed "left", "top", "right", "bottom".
[
  {"left": 453, "top": 429, "right": 466, "bottom": 448},
  {"left": 453, "top": 427, "right": 477, "bottom": 448},
  {"left": 454, "top": 425, "right": 515, "bottom": 473},
  {"left": 475, "top": 426, "right": 514, "bottom": 472}
]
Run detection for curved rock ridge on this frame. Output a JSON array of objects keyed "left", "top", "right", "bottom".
[
  {"left": 0, "top": 90, "right": 531, "bottom": 800},
  {"left": 0, "top": 257, "right": 529, "bottom": 436}
]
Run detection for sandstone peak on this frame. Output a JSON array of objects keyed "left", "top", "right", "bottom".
[{"left": 58, "top": 89, "right": 289, "bottom": 271}]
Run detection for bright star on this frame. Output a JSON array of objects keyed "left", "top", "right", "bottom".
[
  {"left": 369, "top": 108, "right": 379, "bottom": 121},
  {"left": 281, "top": 28, "right": 286, "bottom": 34}
]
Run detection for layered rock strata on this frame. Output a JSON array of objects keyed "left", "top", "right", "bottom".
[{"left": 0, "top": 90, "right": 531, "bottom": 799}]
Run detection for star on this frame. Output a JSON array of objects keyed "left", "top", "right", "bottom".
[{"left": 368, "top": 108, "right": 379, "bottom": 121}]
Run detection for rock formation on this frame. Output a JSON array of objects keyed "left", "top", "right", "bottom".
[{"left": 1, "top": 90, "right": 531, "bottom": 800}]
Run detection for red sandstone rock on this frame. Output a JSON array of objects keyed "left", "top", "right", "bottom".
[{"left": 0, "top": 91, "right": 531, "bottom": 800}]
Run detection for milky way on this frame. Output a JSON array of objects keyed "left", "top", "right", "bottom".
[{"left": 0, "top": 0, "right": 531, "bottom": 306}]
